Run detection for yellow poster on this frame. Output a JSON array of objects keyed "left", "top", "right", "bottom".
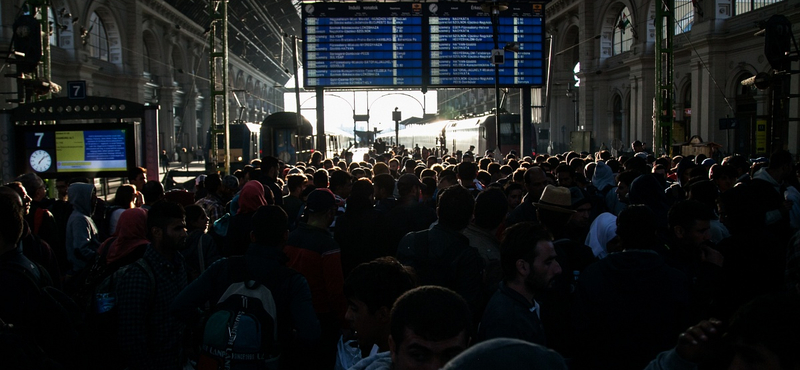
[
  {"left": 755, "top": 119, "right": 767, "bottom": 154},
  {"left": 56, "top": 131, "right": 85, "bottom": 161}
]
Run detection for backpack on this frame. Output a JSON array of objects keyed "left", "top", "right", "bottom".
[
  {"left": 83, "top": 257, "right": 155, "bottom": 370},
  {"left": 197, "top": 256, "right": 297, "bottom": 370}
]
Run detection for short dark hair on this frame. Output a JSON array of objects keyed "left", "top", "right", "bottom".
[
  {"left": 439, "top": 169, "right": 457, "bottom": 185},
  {"left": 474, "top": 188, "right": 507, "bottom": 230},
  {"left": 14, "top": 173, "right": 44, "bottom": 197},
  {"left": 113, "top": 184, "right": 137, "bottom": 208},
  {"left": 373, "top": 174, "right": 395, "bottom": 196},
  {"left": 204, "top": 173, "right": 221, "bottom": 193},
  {"left": 437, "top": 185, "right": 474, "bottom": 230},
  {"left": 261, "top": 156, "right": 280, "bottom": 172},
  {"left": 251, "top": 205, "right": 288, "bottom": 245},
  {"left": 329, "top": 170, "right": 352, "bottom": 192},
  {"left": 142, "top": 180, "right": 164, "bottom": 205},
  {"left": 184, "top": 204, "right": 205, "bottom": 223},
  {"left": 147, "top": 201, "right": 185, "bottom": 238},
  {"left": 390, "top": 286, "right": 472, "bottom": 351},
  {"left": 344, "top": 257, "right": 417, "bottom": 314},
  {"left": 127, "top": 166, "right": 146, "bottom": 182},
  {"left": 457, "top": 162, "right": 478, "bottom": 182},
  {"left": 286, "top": 174, "right": 307, "bottom": 193},
  {"left": 668, "top": 200, "right": 714, "bottom": 233},
  {"left": 616, "top": 205, "right": 657, "bottom": 249},
  {"left": 499, "top": 222, "right": 552, "bottom": 282},
  {"left": 313, "top": 169, "right": 329, "bottom": 188},
  {"left": 616, "top": 170, "right": 641, "bottom": 188},
  {"left": 768, "top": 150, "right": 793, "bottom": 170},
  {"left": 0, "top": 187, "right": 24, "bottom": 246}
]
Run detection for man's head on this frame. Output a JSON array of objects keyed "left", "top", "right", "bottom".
[
  {"left": 389, "top": 286, "right": 472, "bottom": 370},
  {"left": 0, "top": 187, "right": 24, "bottom": 254},
  {"left": 473, "top": 188, "right": 508, "bottom": 231},
  {"left": 373, "top": 173, "right": 396, "bottom": 201},
  {"left": 426, "top": 156, "right": 438, "bottom": 168},
  {"left": 767, "top": 150, "right": 794, "bottom": 183},
  {"left": 261, "top": 156, "right": 280, "bottom": 178},
  {"left": 616, "top": 204, "right": 658, "bottom": 251},
  {"left": 534, "top": 185, "right": 575, "bottom": 231},
  {"left": 554, "top": 164, "right": 575, "bottom": 188},
  {"left": 184, "top": 204, "right": 209, "bottom": 232},
  {"left": 14, "top": 173, "right": 46, "bottom": 202},
  {"left": 286, "top": 174, "right": 308, "bottom": 196},
  {"left": 329, "top": 170, "right": 353, "bottom": 198},
  {"left": 221, "top": 175, "right": 239, "bottom": 198},
  {"left": 456, "top": 162, "right": 478, "bottom": 185},
  {"left": 204, "top": 173, "right": 222, "bottom": 194},
  {"left": 128, "top": 166, "right": 147, "bottom": 190},
  {"left": 437, "top": 185, "right": 474, "bottom": 230},
  {"left": 523, "top": 167, "right": 547, "bottom": 201},
  {"left": 397, "top": 173, "right": 424, "bottom": 200},
  {"left": 616, "top": 170, "right": 640, "bottom": 203},
  {"left": 147, "top": 201, "right": 186, "bottom": 252},
  {"left": 251, "top": 205, "right": 288, "bottom": 246},
  {"left": 304, "top": 188, "right": 337, "bottom": 224},
  {"left": 709, "top": 164, "right": 737, "bottom": 193},
  {"left": 344, "top": 257, "right": 417, "bottom": 351},
  {"left": 632, "top": 140, "right": 645, "bottom": 153},
  {"left": 4, "top": 182, "right": 31, "bottom": 216},
  {"left": 142, "top": 180, "right": 164, "bottom": 205},
  {"left": 500, "top": 222, "right": 561, "bottom": 294},
  {"left": 668, "top": 200, "right": 712, "bottom": 249}
]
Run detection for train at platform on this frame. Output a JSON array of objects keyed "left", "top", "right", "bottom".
[{"left": 377, "top": 112, "right": 537, "bottom": 158}]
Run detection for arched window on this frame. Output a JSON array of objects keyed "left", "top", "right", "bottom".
[
  {"left": 142, "top": 40, "right": 151, "bottom": 74},
  {"left": 612, "top": 7, "right": 634, "bottom": 55},
  {"left": 89, "top": 12, "right": 109, "bottom": 61},
  {"left": 48, "top": 8, "right": 59, "bottom": 47},
  {"left": 674, "top": 0, "right": 694, "bottom": 34}
]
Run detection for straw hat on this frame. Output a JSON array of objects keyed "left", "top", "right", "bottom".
[{"left": 534, "top": 185, "right": 576, "bottom": 214}]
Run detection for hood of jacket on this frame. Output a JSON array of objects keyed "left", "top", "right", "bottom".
[
  {"left": 592, "top": 161, "right": 615, "bottom": 191},
  {"left": 68, "top": 182, "right": 95, "bottom": 216}
]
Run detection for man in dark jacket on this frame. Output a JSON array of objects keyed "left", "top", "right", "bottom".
[
  {"left": 396, "top": 185, "right": 484, "bottom": 321},
  {"left": 572, "top": 205, "right": 690, "bottom": 370},
  {"left": 172, "top": 205, "right": 320, "bottom": 367},
  {"left": 478, "top": 222, "right": 560, "bottom": 345},
  {"left": 507, "top": 167, "right": 547, "bottom": 226}
]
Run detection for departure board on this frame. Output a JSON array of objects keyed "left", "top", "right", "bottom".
[
  {"left": 427, "top": 2, "right": 545, "bottom": 87},
  {"left": 303, "top": 2, "right": 424, "bottom": 87},
  {"left": 301, "top": 1, "right": 546, "bottom": 88}
]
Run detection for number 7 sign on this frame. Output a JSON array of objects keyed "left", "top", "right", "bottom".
[{"left": 67, "top": 81, "right": 87, "bottom": 100}]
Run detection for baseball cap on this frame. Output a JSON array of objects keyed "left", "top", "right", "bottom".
[{"left": 305, "top": 188, "right": 336, "bottom": 213}]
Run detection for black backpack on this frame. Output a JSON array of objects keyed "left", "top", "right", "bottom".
[{"left": 196, "top": 256, "right": 297, "bottom": 370}]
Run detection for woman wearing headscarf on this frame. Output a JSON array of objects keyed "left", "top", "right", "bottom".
[
  {"left": 222, "top": 181, "right": 267, "bottom": 256},
  {"left": 585, "top": 212, "right": 618, "bottom": 259},
  {"left": 97, "top": 207, "right": 149, "bottom": 269}
]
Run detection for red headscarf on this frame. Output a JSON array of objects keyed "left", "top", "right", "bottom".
[
  {"left": 238, "top": 181, "right": 267, "bottom": 214},
  {"left": 99, "top": 207, "right": 150, "bottom": 264}
]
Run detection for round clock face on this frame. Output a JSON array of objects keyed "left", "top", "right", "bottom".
[{"left": 29, "top": 149, "right": 52, "bottom": 172}]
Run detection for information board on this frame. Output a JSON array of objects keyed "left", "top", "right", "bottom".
[
  {"left": 302, "top": 1, "right": 546, "bottom": 88},
  {"left": 303, "top": 2, "right": 424, "bottom": 87},
  {"left": 15, "top": 123, "right": 136, "bottom": 178}
]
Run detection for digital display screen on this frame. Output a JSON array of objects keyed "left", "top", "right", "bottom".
[
  {"left": 303, "top": 2, "right": 424, "bottom": 87},
  {"left": 16, "top": 123, "right": 136, "bottom": 178},
  {"left": 301, "top": 1, "right": 545, "bottom": 88}
]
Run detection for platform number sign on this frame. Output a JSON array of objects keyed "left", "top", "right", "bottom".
[{"left": 67, "top": 80, "right": 87, "bottom": 100}]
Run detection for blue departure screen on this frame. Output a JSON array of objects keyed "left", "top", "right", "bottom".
[{"left": 301, "top": 1, "right": 546, "bottom": 88}]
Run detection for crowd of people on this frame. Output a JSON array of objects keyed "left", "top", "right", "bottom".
[{"left": 2, "top": 142, "right": 800, "bottom": 370}]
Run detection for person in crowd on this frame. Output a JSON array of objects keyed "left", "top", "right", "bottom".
[
  {"left": 284, "top": 188, "right": 346, "bottom": 369},
  {"left": 141, "top": 180, "right": 164, "bottom": 210},
  {"left": 96, "top": 207, "right": 150, "bottom": 275},
  {"left": 65, "top": 182, "right": 100, "bottom": 276},
  {"left": 584, "top": 212, "right": 618, "bottom": 259},
  {"left": 15, "top": 173, "right": 59, "bottom": 249},
  {"left": 116, "top": 201, "right": 187, "bottom": 370},
  {"left": 335, "top": 178, "right": 392, "bottom": 276},
  {"left": 282, "top": 173, "right": 308, "bottom": 229},
  {"left": 194, "top": 174, "right": 226, "bottom": 224},
  {"left": 223, "top": 180, "right": 267, "bottom": 256},
  {"left": 721, "top": 154, "right": 752, "bottom": 185},
  {"left": 260, "top": 156, "right": 284, "bottom": 206},
  {"left": 388, "top": 286, "right": 473, "bottom": 370},
  {"left": 684, "top": 179, "right": 730, "bottom": 244},
  {"left": 591, "top": 161, "right": 625, "bottom": 215},
  {"left": 503, "top": 182, "right": 525, "bottom": 216},
  {"left": 572, "top": 205, "right": 691, "bottom": 370},
  {"left": 387, "top": 174, "right": 437, "bottom": 249},
  {"left": 373, "top": 173, "right": 398, "bottom": 214},
  {"left": 478, "top": 222, "right": 560, "bottom": 345},
  {"left": 456, "top": 162, "right": 482, "bottom": 197},
  {"left": 555, "top": 164, "right": 575, "bottom": 188},
  {"left": 342, "top": 257, "right": 417, "bottom": 370},
  {"left": 160, "top": 149, "right": 171, "bottom": 173},
  {"left": 507, "top": 167, "right": 548, "bottom": 226},
  {"left": 4, "top": 181, "right": 62, "bottom": 286},
  {"left": 396, "top": 185, "right": 484, "bottom": 320},
  {"left": 180, "top": 204, "right": 220, "bottom": 283},
  {"left": 172, "top": 205, "right": 320, "bottom": 368},
  {"left": 645, "top": 293, "right": 800, "bottom": 370},
  {"left": 127, "top": 166, "right": 147, "bottom": 207},
  {"left": 750, "top": 150, "right": 795, "bottom": 244},
  {"left": 463, "top": 188, "right": 506, "bottom": 295},
  {"left": 615, "top": 170, "right": 641, "bottom": 207},
  {"left": 106, "top": 184, "right": 137, "bottom": 238}
]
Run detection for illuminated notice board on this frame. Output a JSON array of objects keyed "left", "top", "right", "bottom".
[{"left": 301, "top": 1, "right": 545, "bottom": 88}]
